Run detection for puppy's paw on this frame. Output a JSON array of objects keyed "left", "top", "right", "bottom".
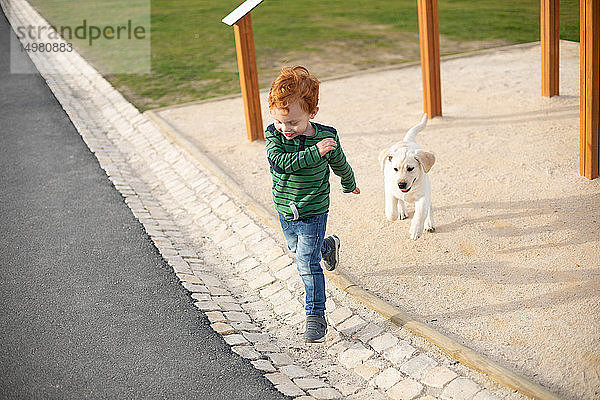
[
  {"left": 400, "top": 211, "right": 408, "bottom": 220},
  {"left": 409, "top": 229, "right": 422, "bottom": 240},
  {"left": 425, "top": 225, "right": 435, "bottom": 232},
  {"left": 386, "top": 213, "right": 398, "bottom": 222}
]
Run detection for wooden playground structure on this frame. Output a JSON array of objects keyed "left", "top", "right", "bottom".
[{"left": 223, "top": 0, "right": 599, "bottom": 180}]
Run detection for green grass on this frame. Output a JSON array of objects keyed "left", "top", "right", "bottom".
[{"left": 27, "top": 0, "right": 580, "bottom": 111}]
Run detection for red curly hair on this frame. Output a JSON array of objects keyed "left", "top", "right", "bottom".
[{"left": 268, "top": 66, "right": 320, "bottom": 115}]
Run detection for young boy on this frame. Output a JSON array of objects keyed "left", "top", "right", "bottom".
[{"left": 265, "top": 66, "right": 360, "bottom": 343}]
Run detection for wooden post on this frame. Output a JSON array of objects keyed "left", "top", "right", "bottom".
[
  {"left": 222, "top": 0, "right": 264, "bottom": 142},
  {"left": 417, "top": 0, "right": 442, "bottom": 117},
  {"left": 541, "top": 0, "right": 560, "bottom": 97},
  {"left": 233, "top": 13, "right": 263, "bottom": 142},
  {"left": 580, "top": 0, "right": 599, "bottom": 179}
]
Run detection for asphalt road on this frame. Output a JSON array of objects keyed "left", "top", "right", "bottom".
[{"left": 0, "top": 10, "right": 288, "bottom": 400}]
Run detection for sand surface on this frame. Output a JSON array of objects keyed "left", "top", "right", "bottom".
[{"left": 154, "top": 41, "right": 600, "bottom": 399}]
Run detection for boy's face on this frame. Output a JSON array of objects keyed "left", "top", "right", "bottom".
[{"left": 270, "top": 100, "right": 318, "bottom": 140}]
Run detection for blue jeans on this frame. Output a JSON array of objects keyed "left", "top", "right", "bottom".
[{"left": 278, "top": 212, "right": 331, "bottom": 317}]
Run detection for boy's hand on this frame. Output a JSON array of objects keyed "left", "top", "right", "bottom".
[
  {"left": 317, "top": 138, "right": 337, "bottom": 157},
  {"left": 352, "top": 187, "right": 360, "bottom": 195}
]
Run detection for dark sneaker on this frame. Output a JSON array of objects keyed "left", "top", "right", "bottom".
[
  {"left": 304, "top": 315, "right": 327, "bottom": 343},
  {"left": 322, "top": 235, "right": 340, "bottom": 271}
]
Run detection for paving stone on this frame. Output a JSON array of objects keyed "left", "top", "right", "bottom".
[
  {"left": 275, "top": 383, "right": 305, "bottom": 397},
  {"left": 334, "top": 382, "right": 361, "bottom": 397},
  {"left": 196, "top": 273, "right": 222, "bottom": 287},
  {"left": 338, "top": 343, "right": 374, "bottom": 369},
  {"left": 354, "top": 360, "right": 383, "bottom": 381},
  {"left": 336, "top": 315, "right": 367, "bottom": 336},
  {"left": 232, "top": 345, "right": 261, "bottom": 360},
  {"left": 293, "top": 378, "right": 327, "bottom": 390},
  {"left": 286, "top": 276, "right": 304, "bottom": 294},
  {"left": 215, "top": 201, "right": 239, "bottom": 219},
  {"left": 231, "top": 216, "right": 253, "bottom": 233},
  {"left": 265, "top": 372, "right": 294, "bottom": 386},
  {"left": 285, "top": 312, "right": 305, "bottom": 326},
  {"left": 244, "top": 265, "right": 267, "bottom": 281},
  {"left": 354, "top": 323, "right": 384, "bottom": 344},
  {"left": 191, "top": 293, "right": 211, "bottom": 302},
  {"left": 213, "top": 295, "right": 237, "bottom": 305},
  {"left": 244, "top": 230, "right": 265, "bottom": 246},
  {"left": 179, "top": 274, "right": 203, "bottom": 284},
  {"left": 422, "top": 366, "right": 458, "bottom": 389},
  {"left": 270, "top": 287, "right": 294, "bottom": 306},
  {"left": 218, "top": 302, "right": 243, "bottom": 312},
  {"left": 273, "top": 299, "right": 303, "bottom": 316},
  {"left": 268, "top": 352, "right": 294, "bottom": 367},
  {"left": 238, "top": 222, "right": 261, "bottom": 239},
  {"left": 253, "top": 237, "right": 280, "bottom": 256},
  {"left": 249, "top": 272, "right": 276, "bottom": 290},
  {"left": 242, "top": 332, "right": 271, "bottom": 344},
  {"left": 224, "top": 311, "right": 251, "bottom": 322},
  {"left": 261, "top": 245, "right": 284, "bottom": 263},
  {"left": 246, "top": 336, "right": 276, "bottom": 349},
  {"left": 205, "top": 311, "right": 226, "bottom": 323},
  {"left": 308, "top": 388, "right": 343, "bottom": 399},
  {"left": 370, "top": 333, "right": 400, "bottom": 353},
  {"left": 213, "top": 228, "right": 232, "bottom": 244},
  {"left": 441, "top": 377, "right": 481, "bottom": 400},
  {"left": 270, "top": 254, "right": 294, "bottom": 271},
  {"left": 230, "top": 321, "right": 260, "bottom": 332},
  {"left": 280, "top": 365, "right": 312, "bottom": 379},
  {"left": 170, "top": 262, "right": 192, "bottom": 274},
  {"left": 229, "top": 248, "right": 250, "bottom": 264},
  {"left": 251, "top": 359, "right": 277, "bottom": 373},
  {"left": 327, "top": 340, "right": 352, "bottom": 357},
  {"left": 387, "top": 378, "right": 423, "bottom": 400},
  {"left": 183, "top": 282, "right": 208, "bottom": 293},
  {"left": 211, "top": 322, "right": 235, "bottom": 335},
  {"left": 384, "top": 341, "right": 417, "bottom": 365},
  {"left": 472, "top": 390, "right": 500, "bottom": 400},
  {"left": 220, "top": 236, "right": 242, "bottom": 250},
  {"left": 400, "top": 354, "right": 438, "bottom": 380},
  {"left": 194, "top": 301, "right": 220, "bottom": 312},
  {"left": 324, "top": 297, "right": 337, "bottom": 312},
  {"left": 373, "top": 367, "right": 403, "bottom": 390},
  {"left": 260, "top": 282, "right": 285, "bottom": 299},
  {"left": 328, "top": 307, "right": 353, "bottom": 327},
  {"left": 238, "top": 257, "right": 260, "bottom": 272},
  {"left": 223, "top": 334, "right": 248, "bottom": 346},
  {"left": 275, "top": 264, "right": 298, "bottom": 281},
  {"left": 209, "top": 194, "right": 229, "bottom": 209}
]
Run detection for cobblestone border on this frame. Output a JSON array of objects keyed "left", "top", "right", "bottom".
[{"left": 2, "top": 1, "right": 528, "bottom": 399}]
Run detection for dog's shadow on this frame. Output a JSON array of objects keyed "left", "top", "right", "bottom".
[
  {"left": 368, "top": 260, "right": 600, "bottom": 320},
  {"left": 433, "top": 192, "right": 600, "bottom": 253}
]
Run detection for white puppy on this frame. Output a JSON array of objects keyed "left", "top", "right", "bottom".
[{"left": 378, "top": 114, "right": 435, "bottom": 240}]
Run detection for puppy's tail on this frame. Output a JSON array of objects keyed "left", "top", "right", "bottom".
[{"left": 403, "top": 114, "right": 428, "bottom": 143}]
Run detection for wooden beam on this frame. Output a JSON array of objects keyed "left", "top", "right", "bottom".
[
  {"left": 580, "top": 0, "right": 599, "bottom": 179},
  {"left": 541, "top": 0, "right": 560, "bottom": 97},
  {"left": 417, "top": 0, "right": 442, "bottom": 117},
  {"left": 233, "top": 13, "right": 264, "bottom": 142},
  {"left": 325, "top": 271, "right": 561, "bottom": 400}
]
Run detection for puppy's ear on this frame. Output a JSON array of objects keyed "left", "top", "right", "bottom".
[
  {"left": 378, "top": 149, "right": 392, "bottom": 171},
  {"left": 416, "top": 150, "right": 435, "bottom": 173}
]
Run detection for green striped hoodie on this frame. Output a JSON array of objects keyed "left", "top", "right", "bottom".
[{"left": 266, "top": 122, "right": 356, "bottom": 221}]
